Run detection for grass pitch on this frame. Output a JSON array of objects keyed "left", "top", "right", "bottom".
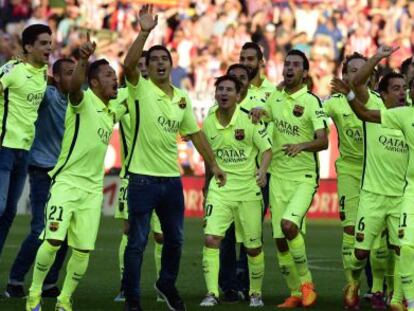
[{"left": 0, "top": 216, "right": 373, "bottom": 310}]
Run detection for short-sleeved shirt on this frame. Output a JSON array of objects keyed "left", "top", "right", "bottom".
[
  {"left": 0, "top": 61, "right": 47, "bottom": 150},
  {"left": 203, "top": 105, "right": 271, "bottom": 201},
  {"left": 264, "top": 85, "right": 327, "bottom": 185},
  {"left": 117, "top": 113, "right": 131, "bottom": 178},
  {"left": 29, "top": 85, "right": 68, "bottom": 168},
  {"left": 125, "top": 78, "right": 200, "bottom": 177},
  {"left": 323, "top": 93, "right": 363, "bottom": 179},
  {"left": 248, "top": 77, "right": 275, "bottom": 103},
  {"left": 381, "top": 105, "right": 414, "bottom": 196},
  {"left": 362, "top": 91, "right": 408, "bottom": 196},
  {"left": 49, "top": 88, "right": 128, "bottom": 193}
]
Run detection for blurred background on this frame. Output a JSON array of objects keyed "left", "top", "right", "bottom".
[{"left": 2, "top": 0, "right": 411, "bottom": 216}]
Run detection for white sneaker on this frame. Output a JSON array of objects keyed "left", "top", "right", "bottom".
[
  {"left": 249, "top": 294, "right": 264, "bottom": 307},
  {"left": 200, "top": 293, "right": 219, "bottom": 307},
  {"left": 113, "top": 291, "right": 125, "bottom": 302}
]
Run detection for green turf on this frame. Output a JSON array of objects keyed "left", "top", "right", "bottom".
[{"left": 0, "top": 216, "right": 374, "bottom": 310}]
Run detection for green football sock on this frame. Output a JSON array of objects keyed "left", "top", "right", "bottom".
[
  {"left": 58, "top": 249, "right": 90, "bottom": 301},
  {"left": 118, "top": 234, "right": 128, "bottom": 280},
  {"left": 349, "top": 251, "right": 366, "bottom": 282},
  {"left": 29, "top": 241, "right": 60, "bottom": 296},
  {"left": 202, "top": 246, "right": 219, "bottom": 297},
  {"left": 248, "top": 251, "right": 264, "bottom": 296},
  {"left": 154, "top": 241, "right": 163, "bottom": 278},
  {"left": 277, "top": 251, "right": 301, "bottom": 297},
  {"left": 385, "top": 248, "right": 395, "bottom": 296},
  {"left": 287, "top": 234, "right": 312, "bottom": 284},
  {"left": 400, "top": 245, "right": 414, "bottom": 305},
  {"left": 342, "top": 232, "right": 354, "bottom": 284},
  {"left": 371, "top": 245, "right": 388, "bottom": 293},
  {"left": 391, "top": 252, "right": 402, "bottom": 304}
]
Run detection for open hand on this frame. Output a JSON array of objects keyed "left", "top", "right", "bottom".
[
  {"left": 330, "top": 77, "right": 350, "bottom": 96},
  {"left": 283, "top": 143, "right": 304, "bottom": 157},
  {"left": 256, "top": 169, "right": 267, "bottom": 188},
  {"left": 376, "top": 45, "right": 399, "bottom": 59},
  {"left": 139, "top": 4, "right": 158, "bottom": 33},
  {"left": 212, "top": 165, "right": 226, "bottom": 187}
]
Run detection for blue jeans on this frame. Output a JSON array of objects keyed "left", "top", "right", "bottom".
[
  {"left": 219, "top": 173, "right": 271, "bottom": 293},
  {"left": 0, "top": 147, "right": 29, "bottom": 257},
  {"left": 123, "top": 174, "right": 185, "bottom": 301},
  {"left": 9, "top": 166, "right": 68, "bottom": 286}
]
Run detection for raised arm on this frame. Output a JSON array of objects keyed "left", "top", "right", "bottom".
[
  {"left": 351, "top": 45, "right": 399, "bottom": 104},
  {"left": 69, "top": 32, "right": 96, "bottom": 106},
  {"left": 331, "top": 77, "right": 381, "bottom": 123},
  {"left": 124, "top": 4, "right": 158, "bottom": 86}
]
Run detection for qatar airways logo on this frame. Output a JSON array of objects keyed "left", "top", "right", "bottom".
[
  {"left": 158, "top": 116, "right": 181, "bottom": 133},
  {"left": 274, "top": 118, "right": 299, "bottom": 136},
  {"left": 215, "top": 148, "right": 247, "bottom": 163},
  {"left": 345, "top": 128, "right": 363, "bottom": 143},
  {"left": 26, "top": 92, "right": 44, "bottom": 106},
  {"left": 378, "top": 135, "right": 408, "bottom": 153}
]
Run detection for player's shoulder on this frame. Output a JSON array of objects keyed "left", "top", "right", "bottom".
[
  {"left": 0, "top": 59, "right": 22, "bottom": 77},
  {"left": 305, "top": 90, "right": 322, "bottom": 107}
]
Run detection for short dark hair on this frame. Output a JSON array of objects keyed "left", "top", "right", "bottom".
[
  {"left": 88, "top": 59, "right": 110, "bottom": 86},
  {"left": 226, "top": 63, "right": 250, "bottom": 79},
  {"left": 400, "top": 57, "right": 413, "bottom": 76},
  {"left": 241, "top": 42, "right": 264, "bottom": 61},
  {"left": 145, "top": 45, "right": 172, "bottom": 66},
  {"left": 140, "top": 50, "right": 148, "bottom": 59},
  {"left": 342, "top": 52, "right": 367, "bottom": 75},
  {"left": 52, "top": 58, "right": 75, "bottom": 76},
  {"left": 378, "top": 72, "right": 405, "bottom": 93},
  {"left": 214, "top": 75, "right": 242, "bottom": 93},
  {"left": 22, "top": 24, "right": 52, "bottom": 54},
  {"left": 409, "top": 77, "right": 414, "bottom": 89},
  {"left": 286, "top": 49, "right": 309, "bottom": 70}
]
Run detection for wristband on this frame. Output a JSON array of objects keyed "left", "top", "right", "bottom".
[{"left": 346, "top": 90, "right": 356, "bottom": 101}]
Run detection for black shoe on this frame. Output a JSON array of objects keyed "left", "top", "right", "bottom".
[
  {"left": 41, "top": 285, "right": 60, "bottom": 298},
  {"left": 154, "top": 281, "right": 186, "bottom": 311},
  {"left": 4, "top": 283, "right": 25, "bottom": 298},
  {"left": 124, "top": 299, "right": 143, "bottom": 311},
  {"left": 222, "top": 289, "right": 239, "bottom": 304}
]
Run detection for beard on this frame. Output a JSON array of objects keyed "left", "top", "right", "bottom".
[{"left": 248, "top": 66, "right": 259, "bottom": 80}]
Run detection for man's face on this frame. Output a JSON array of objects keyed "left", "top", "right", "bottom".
[
  {"left": 382, "top": 77, "right": 406, "bottom": 107},
  {"left": 215, "top": 80, "right": 240, "bottom": 110},
  {"left": 406, "top": 60, "right": 414, "bottom": 83},
  {"left": 26, "top": 33, "right": 52, "bottom": 65},
  {"left": 55, "top": 61, "right": 75, "bottom": 94},
  {"left": 148, "top": 49, "right": 172, "bottom": 83},
  {"left": 93, "top": 64, "right": 118, "bottom": 99},
  {"left": 228, "top": 67, "right": 249, "bottom": 96},
  {"left": 239, "top": 48, "right": 260, "bottom": 80},
  {"left": 283, "top": 54, "right": 307, "bottom": 88},
  {"left": 344, "top": 58, "right": 366, "bottom": 84},
  {"left": 138, "top": 56, "right": 148, "bottom": 79}
]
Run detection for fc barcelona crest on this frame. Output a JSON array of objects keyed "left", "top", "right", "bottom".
[
  {"left": 49, "top": 221, "right": 59, "bottom": 232},
  {"left": 234, "top": 129, "right": 245, "bottom": 140},
  {"left": 178, "top": 97, "right": 187, "bottom": 109},
  {"left": 293, "top": 104, "right": 304, "bottom": 117}
]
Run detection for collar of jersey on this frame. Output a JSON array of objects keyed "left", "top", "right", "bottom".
[
  {"left": 87, "top": 88, "right": 107, "bottom": 111},
  {"left": 148, "top": 78, "right": 182, "bottom": 103},
  {"left": 249, "top": 76, "right": 269, "bottom": 91},
  {"left": 214, "top": 105, "right": 240, "bottom": 130},
  {"left": 282, "top": 85, "right": 308, "bottom": 100},
  {"left": 24, "top": 62, "right": 47, "bottom": 74}
]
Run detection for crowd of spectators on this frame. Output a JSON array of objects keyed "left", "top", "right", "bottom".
[{"left": 1, "top": 0, "right": 413, "bottom": 174}]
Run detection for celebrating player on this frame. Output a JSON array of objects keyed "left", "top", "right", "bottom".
[
  {"left": 26, "top": 33, "right": 129, "bottom": 311},
  {"left": 6, "top": 58, "right": 74, "bottom": 299},
  {"left": 200, "top": 75, "right": 272, "bottom": 307},
  {"left": 0, "top": 24, "right": 51, "bottom": 258},
  {"left": 332, "top": 45, "right": 410, "bottom": 311},
  {"left": 121, "top": 5, "right": 225, "bottom": 311},
  {"left": 251, "top": 49, "right": 328, "bottom": 308}
]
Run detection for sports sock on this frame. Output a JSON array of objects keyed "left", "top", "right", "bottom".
[
  {"left": 385, "top": 248, "right": 395, "bottom": 296},
  {"left": 400, "top": 245, "right": 414, "bottom": 305},
  {"left": 391, "top": 251, "right": 402, "bottom": 304},
  {"left": 29, "top": 241, "right": 60, "bottom": 296},
  {"left": 247, "top": 251, "right": 264, "bottom": 296},
  {"left": 342, "top": 232, "right": 354, "bottom": 284},
  {"left": 118, "top": 234, "right": 128, "bottom": 280},
  {"left": 277, "top": 251, "right": 301, "bottom": 297},
  {"left": 154, "top": 241, "right": 163, "bottom": 278},
  {"left": 202, "top": 246, "right": 219, "bottom": 297},
  {"left": 371, "top": 244, "right": 388, "bottom": 293},
  {"left": 287, "top": 234, "right": 312, "bottom": 284},
  {"left": 349, "top": 251, "right": 366, "bottom": 282},
  {"left": 58, "top": 249, "right": 90, "bottom": 302}
]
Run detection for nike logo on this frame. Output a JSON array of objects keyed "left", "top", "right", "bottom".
[
  {"left": 210, "top": 135, "right": 218, "bottom": 140},
  {"left": 291, "top": 213, "right": 300, "bottom": 217},
  {"left": 276, "top": 99, "right": 282, "bottom": 102},
  {"left": 26, "top": 75, "right": 33, "bottom": 79},
  {"left": 343, "top": 114, "right": 351, "bottom": 117},
  {"left": 250, "top": 238, "right": 259, "bottom": 242}
]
